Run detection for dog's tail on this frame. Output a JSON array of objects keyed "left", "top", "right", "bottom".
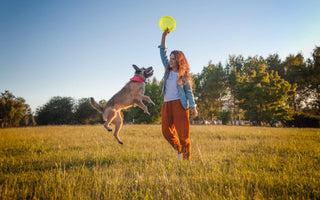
[{"left": 90, "top": 97, "right": 104, "bottom": 113}]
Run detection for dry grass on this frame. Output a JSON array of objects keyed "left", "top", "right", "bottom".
[{"left": 0, "top": 125, "right": 319, "bottom": 199}]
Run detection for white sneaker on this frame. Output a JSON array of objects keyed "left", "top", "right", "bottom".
[{"left": 178, "top": 153, "right": 183, "bottom": 160}]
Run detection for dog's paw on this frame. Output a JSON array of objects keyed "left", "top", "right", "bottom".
[
  {"left": 151, "top": 101, "right": 155, "bottom": 106},
  {"left": 105, "top": 127, "right": 112, "bottom": 132},
  {"left": 145, "top": 111, "right": 150, "bottom": 116},
  {"left": 114, "top": 136, "right": 123, "bottom": 144}
]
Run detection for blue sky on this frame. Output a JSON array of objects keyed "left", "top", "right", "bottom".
[{"left": 1, "top": 0, "right": 320, "bottom": 112}]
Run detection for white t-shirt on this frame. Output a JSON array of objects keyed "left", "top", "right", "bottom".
[{"left": 164, "top": 71, "right": 180, "bottom": 102}]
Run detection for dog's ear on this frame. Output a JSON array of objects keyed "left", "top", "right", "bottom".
[{"left": 132, "top": 64, "right": 141, "bottom": 72}]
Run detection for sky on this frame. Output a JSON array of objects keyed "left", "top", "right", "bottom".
[{"left": 1, "top": 0, "right": 320, "bottom": 112}]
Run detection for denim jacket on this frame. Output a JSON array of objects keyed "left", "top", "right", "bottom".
[{"left": 158, "top": 44, "right": 196, "bottom": 109}]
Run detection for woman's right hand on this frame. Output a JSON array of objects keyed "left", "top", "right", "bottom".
[
  {"left": 161, "top": 28, "right": 170, "bottom": 45},
  {"left": 162, "top": 28, "right": 170, "bottom": 38}
]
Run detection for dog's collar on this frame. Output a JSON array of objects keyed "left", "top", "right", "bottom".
[{"left": 130, "top": 75, "right": 145, "bottom": 83}]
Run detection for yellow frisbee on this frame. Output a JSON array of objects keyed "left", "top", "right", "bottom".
[{"left": 159, "top": 16, "right": 176, "bottom": 32}]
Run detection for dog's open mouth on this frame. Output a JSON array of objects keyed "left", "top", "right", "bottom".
[
  {"left": 145, "top": 67, "right": 154, "bottom": 77},
  {"left": 146, "top": 69, "right": 154, "bottom": 75}
]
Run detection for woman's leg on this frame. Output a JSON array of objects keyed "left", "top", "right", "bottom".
[
  {"left": 161, "top": 101, "right": 181, "bottom": 154},
  {"left": 172, "top": 100, "right": 191, "bottom": 160}
]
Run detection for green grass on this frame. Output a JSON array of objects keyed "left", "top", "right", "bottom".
[{"left": 0, "top": 125, "right": 319, "bottom": 199}]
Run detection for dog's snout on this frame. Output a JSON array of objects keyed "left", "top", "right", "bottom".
[
  {"left": 147, "top": 68, "right": 153, "bottom": 74},
  {"left": 144, "top": 67, "right": 154, "bottom": 77}
]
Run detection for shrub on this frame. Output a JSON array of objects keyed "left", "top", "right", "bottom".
[{"left": 284, "top": 113, "right": 320, "bottom": 128}]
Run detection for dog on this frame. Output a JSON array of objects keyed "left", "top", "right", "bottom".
[{"left": 90, "top": 64, "right": 154, "bottom": 144}]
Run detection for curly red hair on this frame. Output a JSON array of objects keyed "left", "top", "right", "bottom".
[{"left": 164, "top": 50, "right": 193, "bottom": 87}]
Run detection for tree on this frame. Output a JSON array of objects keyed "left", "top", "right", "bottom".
[
  {"left": 35, "top": 96, "right": 74, "bottom": 125},
  {"left": 193, "top": 62, "right": 227, "bottom": 120},
  {"left": 266, "top": 52, "right": 319, "bottom": 116},
  {"left": 306, "top": 46, "right": 320, "bottom": 114},
  {"left": 281, "top": 54, "right": 308, "bottom": 112},
  {"left": 236, "top": 61, "right": 295, "bottom": 125},
  {"left": 74, "top": 98, "right": 102, "bottom": 124},
  {"left": 0, "top": 90, "right": 34, "bottom": 128},
  {"left": 226, "top": 55, "right": 246, "bottom": 122},
  {"left": 266, "top": 54, "right": 283, "bottom": 74},
  {"left": 20, "top": 104, "right": 36, "bottom": 126}
]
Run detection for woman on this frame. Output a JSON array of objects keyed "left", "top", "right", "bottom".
[{"left": 158, "top": 29, "right": 198, "bottom": 160}]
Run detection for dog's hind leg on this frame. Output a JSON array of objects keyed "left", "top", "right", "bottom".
[
  {"left": 103, "top": 108, "right": 117, "bottom": 132},
  {"left": 112, "top": 111, "right": 123, "bottom": 144},
  {"left": 104, "top": 122, "right": 112, "bottom": 132}
]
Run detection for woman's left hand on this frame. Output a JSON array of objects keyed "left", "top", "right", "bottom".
[{"left": 191, "top": 107, "right": 198, "bottom": 118}]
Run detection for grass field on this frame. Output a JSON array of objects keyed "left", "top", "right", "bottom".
[{"left": 0, "top": 125, "right": 319, "bottom": 199}]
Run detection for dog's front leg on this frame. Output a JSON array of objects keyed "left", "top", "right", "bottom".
[
  {"left": 135, "top": 100, "right": 150, "bottom": 115},
  {"left": 142, "top": 95, "right": 155, "bottom": 106}
]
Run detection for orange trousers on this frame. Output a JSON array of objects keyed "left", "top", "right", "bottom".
[{"left": 161, "top": 99, "right": 191, "bottom": 160}]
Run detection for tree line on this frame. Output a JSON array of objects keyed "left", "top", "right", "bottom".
[
  {"left": 1, "top": 46, "right": 319, "bottom": 128},
  {"left": 194, "top": 46, "right": 320, "bottom": 127},
  {"left": 0, "top": 90, "right": 35, "bottom": 128},
  {"left": 0, "top": 78, "right": 163, "bottom": 127}
]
